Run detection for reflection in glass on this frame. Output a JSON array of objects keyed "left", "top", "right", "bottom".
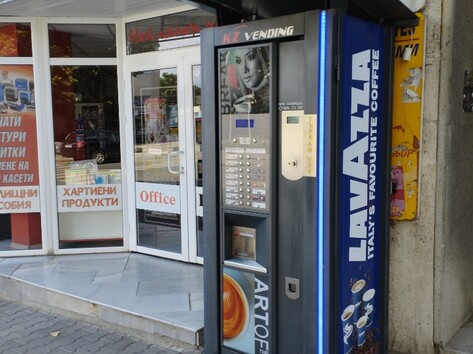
[
  {"left": 0, "top": 23, "right": 32, "bottom": 57},
  {"left": 126, "top": 9, "right": 216, "bottom": 55},
  {"left": 132, "top": 68, "right": 182, "bottom": 253},
  {"left": 49, "top": 24, "right": 116, "bottom": 58},
  {"left": 51, "top": 65, "right": 122, "bottom": 249}
]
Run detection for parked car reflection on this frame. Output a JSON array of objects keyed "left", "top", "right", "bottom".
[{"left": 60, "top": 130, "right": 120, "bottom": 164}]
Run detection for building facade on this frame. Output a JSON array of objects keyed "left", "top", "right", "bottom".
[
  {"left": 390, "top": 0, "right": 473, "bottom": 352},
  {"left": 0, "top": 3, "right": 216, "bottom": 265}
]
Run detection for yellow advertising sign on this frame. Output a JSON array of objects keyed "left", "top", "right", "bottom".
[{"left": 390, "top": 13, "right": 424, "bottom": 220}]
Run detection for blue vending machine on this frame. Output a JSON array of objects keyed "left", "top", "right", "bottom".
[{"left": 202, "top": 9, "right": 398, "bottom": 354}]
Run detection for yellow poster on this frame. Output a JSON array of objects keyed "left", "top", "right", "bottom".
[{"left": 390, "top": 13, "right": 424, "bottom": 220}]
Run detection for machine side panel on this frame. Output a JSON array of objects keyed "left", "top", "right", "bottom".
[
  {"left": 337, "top": 14, "right": 387, "bottom": 354},
  {"left": 201, "top": 28, "right": 221, "bottom": 354}
]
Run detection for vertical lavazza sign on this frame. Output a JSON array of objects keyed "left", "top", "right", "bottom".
[
  {"left": 338, "top": 15, "right": 385, "bottom": 354},
  {"left": 343, "top": 47, "right": 380, "bottom": 263}
]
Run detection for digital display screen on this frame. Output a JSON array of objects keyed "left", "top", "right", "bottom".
[
  {"left": 235, "top": 119, "right": 255, "bottom": 128},
  {"left": 287, "top": 116, "right": 300, "bottom": 124}
]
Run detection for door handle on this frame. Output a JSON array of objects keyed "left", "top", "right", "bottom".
[{"left": 168, "top": 150, "right": 183, "bottom": 174}]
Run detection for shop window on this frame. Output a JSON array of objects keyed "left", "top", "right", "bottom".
[
  {"left": 0, "top": 23, "right": 32, "bottom": 57},
  {"left": 51, "top": 66, "right": 122, "bottom": 248},
  {"left": 49, "top": 24, "right": 116, "bottom": 58},
  {"left": 126, "top": 9, "right": 216, "bottom": 55},
  {"left": 0, "top": 64, "right": 41, "bottom": 251}
]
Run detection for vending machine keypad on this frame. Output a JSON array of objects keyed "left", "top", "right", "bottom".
[{"left": 221, "top": 118, "right": 270, "bottom": 211}]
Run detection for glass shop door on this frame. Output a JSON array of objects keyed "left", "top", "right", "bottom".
[{"left": 127, "top": 49, "right": 202, "bottom": 263}]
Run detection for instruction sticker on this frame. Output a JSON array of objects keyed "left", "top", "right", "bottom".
[{"left": 303, "top": 114, "right": 317, "bottom": 177}]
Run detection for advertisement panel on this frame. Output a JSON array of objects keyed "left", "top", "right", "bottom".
[
  {"left": 390, "top": 13, "right": 424, "bottom": 220},
  {"left": 0, "top": 65, "right": 39, "bottom": 213},
  {"left": 338, "top": 16, "right": 385, "bottom": 354},
  {"left": 222, "top": 267, "right": 270, "bottom": 354},
  {"left": 143, "top": 97, "right": 169, "bottom": 144}
]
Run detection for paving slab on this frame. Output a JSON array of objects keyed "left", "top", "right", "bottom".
[{"left": 0, "top": 253, "right": 204, "bottom": 350}]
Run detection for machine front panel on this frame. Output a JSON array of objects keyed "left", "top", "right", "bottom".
[{"left": 218, "top": 42, "right": 275, "bottom": 354}]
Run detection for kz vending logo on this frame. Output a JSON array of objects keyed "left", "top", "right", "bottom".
[
  {"left": 221, "top": 24, "right": 295, "bottom": 44},
  {"left": 343, "top": 49, "right": 381, "bottom": 263},
  {"left": 221, "top": 25, "right": 247, "bottom": 44}
]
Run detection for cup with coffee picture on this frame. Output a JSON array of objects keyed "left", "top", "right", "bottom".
[
  {"left": 351, "top": 279, "right": 366, "bottom": 305},
  {"left": 343, "top": 323, "right": 354, "bottom": 354},
  {"left": 364, "top": 303, "right": 374, "bottom": 327},
  {"left": 356, "top": 315, "right": 368, "bottom": 347},
  {"left": 341, "top": 304, "right": 355, "bottom": 333},
  {"left": 362, "top": 288, "right": 375, "bottom": 327}
]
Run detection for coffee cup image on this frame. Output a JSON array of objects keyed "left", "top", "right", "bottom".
[
  {"left": 353, "top": 300, "right": 362, "bottom": 324},
  {"left": 233, "top": 94, "right": 255, "bottom": 113},
  {"left": 352, "top": 279, "right": 366, "bottom": 293},
  {"left": 363, "top": 288, "right": 375, "bottom": 326},
  {"left": 341, "top": 304, "right": 355, "bottom": 333},
  {"left": 351, "top": 279, "right": 366, "bottom": 305},
  {"left": 222, "top": 273, "right": 249, "bottom": 339},
  {"left": 364, "top": 303, "right": 374, "bottom": 327},
  {"left": 343, "top": 323, "right": 354, "bottom": 354},
  {"left": 356, "top": 315, "right": 368, "bottom": 346},
  {"left": 363, "top": 288, "right": 375, "bottom": 308}
]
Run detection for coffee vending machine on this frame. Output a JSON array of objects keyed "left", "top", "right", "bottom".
[{"left": 202, "top": 9, "right": 393, "bottom": 354}]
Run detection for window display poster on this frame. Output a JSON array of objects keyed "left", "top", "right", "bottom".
[
  {"left": 391, "top": 13, "right": 424, "bottom": 220},
  {"left": 0, "top": 65, "right": 40, "bottom": 213},
  {"left": 144, "top": 97, "right": 169, "bottom": 143}
]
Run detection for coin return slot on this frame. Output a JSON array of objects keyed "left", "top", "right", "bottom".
[{"left": 285, "top": 277, "right": 300, "bottom": 300}]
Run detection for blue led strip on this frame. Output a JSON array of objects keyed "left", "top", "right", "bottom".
[{"left": 317, "top": 10, "right": 327, "bottom": 354}]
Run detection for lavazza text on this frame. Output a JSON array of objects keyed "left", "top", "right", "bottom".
[{"left": 343, "top": 49, "right": 380, "bottom": 263}]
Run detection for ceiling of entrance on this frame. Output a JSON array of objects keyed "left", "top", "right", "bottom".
[
  {"left": 0, "top": 0, "right": 186, "bottom": 18},
  {"left": 0, "top": 0, "right": 418, "bottom": 26}
]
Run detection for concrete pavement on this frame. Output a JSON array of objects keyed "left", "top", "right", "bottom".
[{"left": 0, "top": 300, "right": 202, "bottom": 354}]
